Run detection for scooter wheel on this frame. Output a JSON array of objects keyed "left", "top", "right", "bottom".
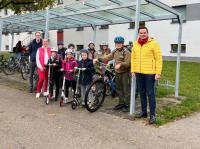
[
  {"left": 60, "top": 99, "right": 64, "bottom": 107},
  {"left": 71, "top": 101, "right": 77, "bottom": 110},
  {"left": 46, "top": 97, "right": 49, "bottom": 105}
]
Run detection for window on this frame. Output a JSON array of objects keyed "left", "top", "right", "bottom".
[
  {"left": 76, "top": 27, "right": 84, "bottom": 31},
  {"left": 99, "top": 25, "right": 109, "bottom": 30},
  {"left": 57, "top": 0, "right": 63, "bottom": 5},
  {"left": 5, "top": 45, "right": 9, "bottom": 51},
  {"left": 171, "top": 5, "right": 187, "bottom": 23},
  {"left": 170, "top": 44, "right": 186, "bottom": 53},
  {"left": 129, "top": 21, "right": 145, "bottom": 29},
  {"left": 76, "top": 45, "right": 84, "bottom": 51}
]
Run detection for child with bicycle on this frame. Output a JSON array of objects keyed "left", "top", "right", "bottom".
[
  {"left": 93, "top": 36, "right": 131, "bottom": 112},
  {"left": 77, "top": 49, "right": 95, "bottom": 106},
  {"left": 61, "top": 49, "right": 78, "bottom": 103}
]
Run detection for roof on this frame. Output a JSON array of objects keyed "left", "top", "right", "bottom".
[{"left": 0, "top": 0, "right": 183, "bottom": 33}]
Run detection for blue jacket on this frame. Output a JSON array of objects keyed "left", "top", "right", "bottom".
[
  {"left": 29, "top": 39, "right": 42, "bottom": 62},
  {"left": 78, "top": 59, "right": 95, "bottom": 86}
]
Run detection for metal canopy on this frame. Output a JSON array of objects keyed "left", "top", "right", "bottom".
[
  {"left": 0, "top": 0, "right": 183, "bottom": 114},
  {"left": 0, "top": 0, "right": 182, "bottom": 33}
]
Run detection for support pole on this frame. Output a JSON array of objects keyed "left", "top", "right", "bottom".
[
  {"left": 175, "top": 20, "right": 183, "bottom": 98},
  {"left": 92, "top": 25, "right": 97, "bottom": 45},
  {"left": 0, "top": 20, "right": 3, "bottom": 52},
  {"left": 130, "top": 0, "right": 141, "bottom": 115},
  {"left": 45, "top": 8, "right": 49, "bottom": 39},
  {"left": 9, "top": 33, "right": 14, "bottom": 52}
]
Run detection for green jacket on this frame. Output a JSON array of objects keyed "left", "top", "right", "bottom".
[{"left": 98, "top": 47, "right": 131, "bottom": 73}]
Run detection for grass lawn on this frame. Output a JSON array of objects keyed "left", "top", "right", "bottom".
[{"left": 156, "top": 61, "right": 200, "bottom": 125}]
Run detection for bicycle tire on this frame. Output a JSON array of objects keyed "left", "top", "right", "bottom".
[
  {"left": 21, "top": 64, "right": 29, "bottom": 80},
  {"left": 85, "top": 78, "right": 106, "bottom": 112}
]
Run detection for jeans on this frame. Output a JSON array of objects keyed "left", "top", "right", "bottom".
[
  {"left": 29, "top": 61, "right": 36, "bottom": 90},
  {"left": 80, "top": 85, "right": 89, "bottom": 104},
  {"left": 136, "top": 73, "right": 156, "bottom": 117}
]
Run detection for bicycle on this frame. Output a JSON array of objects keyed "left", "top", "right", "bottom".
[
  {"left": 84, "top": 62, "right": 116, "bottom": 112},
  {"left": 20, "top": 55, "right": 30, "bottom": 80}
]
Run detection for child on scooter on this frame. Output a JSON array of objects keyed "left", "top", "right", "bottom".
[
  {"left": 47, "top": 48, "right": 62, "bottom": 101},
  {"left": 78, "top": 49, "right": 95, "bottom": 105},
  {"left": 61, "top": 49, "right": 78, "bottom": 103}
]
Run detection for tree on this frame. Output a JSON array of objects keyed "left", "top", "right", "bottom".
[{"left": 0, "top": 0, "right": 56, "bottom": 14}]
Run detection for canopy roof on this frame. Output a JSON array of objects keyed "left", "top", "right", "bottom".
[{"left": 0, "top": 0, "right": 182, "bottom": 33}]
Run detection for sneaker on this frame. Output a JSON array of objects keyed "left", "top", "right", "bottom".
[
  {"left": 122, "top": 105, "right": 130, "bottom": 113},
  {"left": 135, "top": 112, "right": 148, "bottom": 118},
  {"left": 113, "top": 104, "right": 125, "bottom": 111},
  {"left": 36, "top": 93, "right": 40, "bottom": 98},
  {"left": 149, "top": 116, "right": 156, "bottom": 124},
  {"left": 43, "top": 92, "right": 48, "bottom": 96}
]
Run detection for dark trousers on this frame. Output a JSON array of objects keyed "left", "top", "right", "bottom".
[
  {"left": 136, "top": 73, "right": 156, "bottom": 117},
  {"left": 65, "top": 80, "right": 76, "bottom": 98},
  {"left": 29, "top": 61, "right": 36, "bottom": 90},
  {"left": 49, "top": 75, "right": 61, "bottom": 98},
  {"left": 115, "top": 72, "right": 131, "bottom": 106}
]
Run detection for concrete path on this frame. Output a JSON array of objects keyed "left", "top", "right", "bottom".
[{"left": 0, "top": 85, "right": 199, "bottom": 149}]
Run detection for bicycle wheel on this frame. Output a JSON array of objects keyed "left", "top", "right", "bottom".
[
  {"left": 85, "top": 78, "right": 106, "bottom": 112},
  {"left": 33, "top": 70, "right": 38, "bottom": 92},
  {"left": 3, "top": 62, "right": 15, "bottom": 75},
  {"left": 21, "top": 63, "right": 29, "bottom": 80}
]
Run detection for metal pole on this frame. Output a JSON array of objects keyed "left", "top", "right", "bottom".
[
  {"left": 175, "top": 21, "right": 183, "bottom": 98},
  {"left": 0, "top": 20, "right": 3, "bottom": 52},
  {"left": 130, "top": 0, "right": 141, "bottom": 115},
  {"left": 9, "top": 33, "right": 14, "bottom": 52},
  {"left": 45, "top": 8, "right": 49, "bottom": 39},
  {"left": 93, "top": 25, "right": 97, "bottom": 45}
]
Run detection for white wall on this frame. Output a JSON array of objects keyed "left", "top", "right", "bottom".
[
  {"left": 63, "top": 26, "right": 108, "bottom": 51},
  {"left": 108, "top": 24, "right": 135, "bottom": 51},
  {"left": 48, "top": 30, "right": 57, "bottom": 49}
]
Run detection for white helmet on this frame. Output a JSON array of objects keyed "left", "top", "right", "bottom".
[
  {"left": 51, "top": 48, "right": 58, "bottom": 52},
  {"left": 65, "top": 48, "right": 73, "bottom": 54},
  {"left": 100, "top": 41, "right": 108, "bottom": 46}
]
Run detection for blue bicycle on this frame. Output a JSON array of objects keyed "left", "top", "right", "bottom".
[{"left": 85, "top": 62, "right": 116, "bottom": 112}]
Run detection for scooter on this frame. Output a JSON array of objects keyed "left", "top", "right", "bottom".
[
  {"left": 71, "top": 67, "right": 86, "bottom": 110},
  {"left": 59, "top": 69, "right": 75, "bottom": 107},
  {"left": 45, "top": 63, "right": 54, "bottom": 105}
]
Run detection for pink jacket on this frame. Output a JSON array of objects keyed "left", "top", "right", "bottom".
[
  {"left": 62, "top": 57, "right": 78, "bottom": 80},
  {"left": 36, "top": 47, "right": 51, "bottom": 70}
]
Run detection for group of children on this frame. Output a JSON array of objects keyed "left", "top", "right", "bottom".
[{"left": 36, "top": 42, "right": 95, "bottom": 106}]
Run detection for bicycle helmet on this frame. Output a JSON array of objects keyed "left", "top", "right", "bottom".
[
  {"left": 88, "top": 41, "right": 95, "bottom": 46},
  {"left": 100, "top": 41, "right": 108, "bottom": 46},
  {"left": 51, "top": 48, "right": 58, "bottom": 52},
  {"left": 65, "top": 48, "right": 73, "bottom": 54},
  {"left": 114, "top": 36, "right": 125, "bottom": 43}
]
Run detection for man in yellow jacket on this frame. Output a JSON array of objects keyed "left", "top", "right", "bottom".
[{"left": 131, "top": 26, "right": 163, "bottom": 124}]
